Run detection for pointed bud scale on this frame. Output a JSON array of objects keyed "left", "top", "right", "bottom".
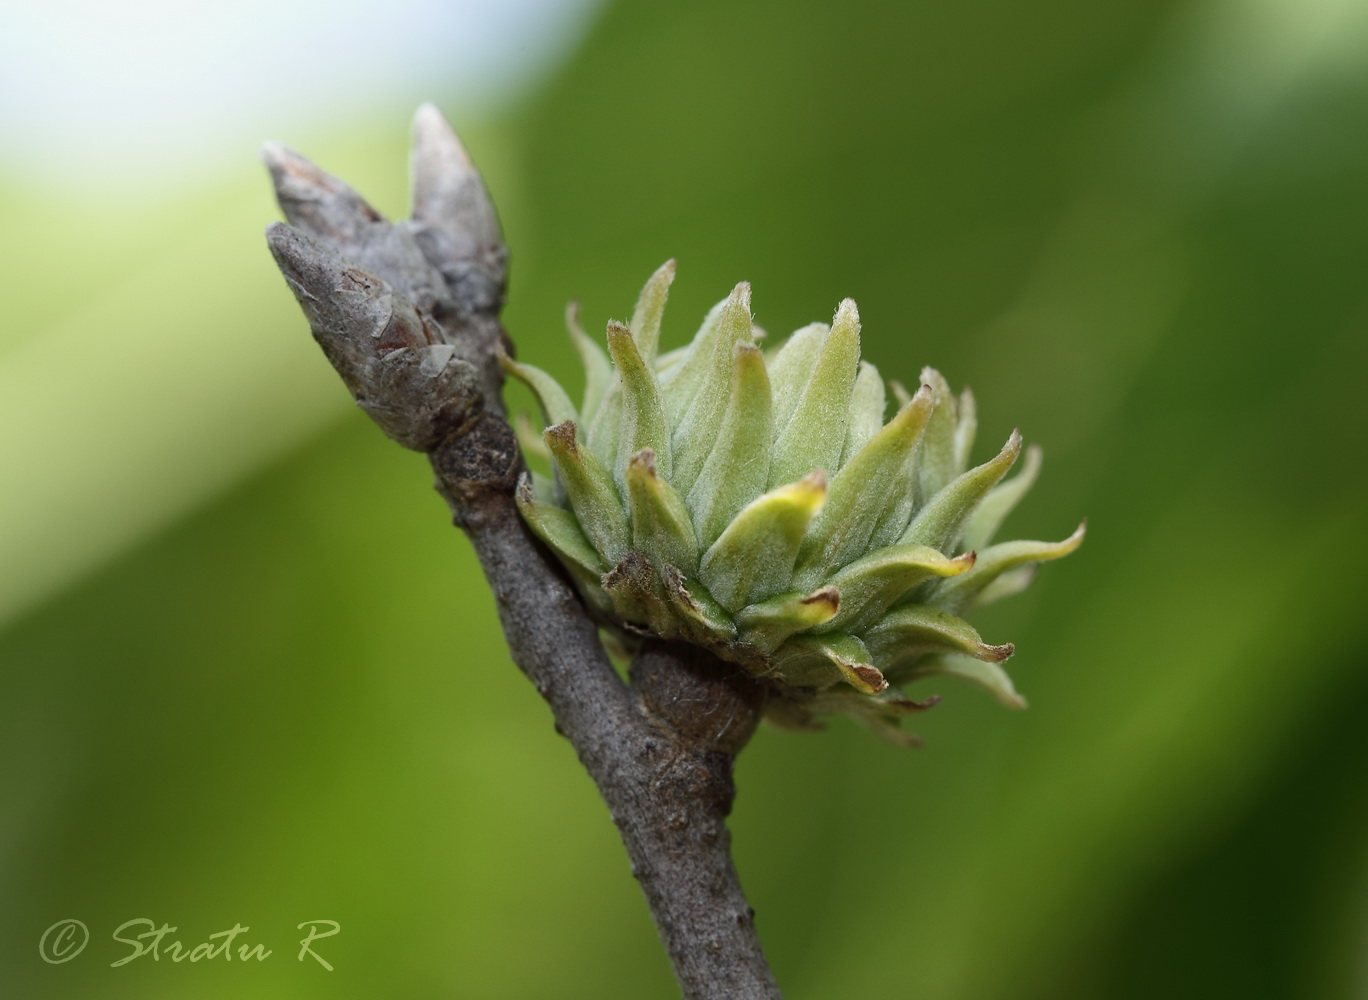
[
  {"left": 410, "top": 103, "right": 502, "bottom": 250},
  {"left": 864, "top": 605, "right": 1013, "bottom": 676},
  {"left": 501, "top": 348, "right": 579, "bottom": 429},
  {"left": 960, "top": 443, "right": 1043, "bottom": 552},
  {"left": 795, "top": 384, "right": 935, "bottom": 587},
  {"left": 607, "top": 321, "right": 672, "bottom": 487},
  {"left": 953, "top": 387, "right": 978, "bottom": 477},
  {"left": 916, "top": 367, "right": 962, "bottom": 501},
  {"left": 629, "top": 260, "right": 676, "bottom": 363},
  {"left": 543, "top": 421, "right": 628, "bottom": 564},
  {"left": 700, "top": 471, "right": 827, "bottom": 611},
  {"left": 778, "top": 634, "right": 887, "bottom": 694},
  {"left": 566, "top": 301, "right": 613, "bottom": 420},
  {"left": 768, "top": 299, "right": 861, "bottom": 488},
  {"left": 819, "top": 545, "right": 975, "bottom": 635},
  {"left": 767, "top": 322, "right": 828, "bottom": 431},
  {"left": 901, "top": 654, "right": 1027, "bottom": 709},
  {"left": 626, "top": 449, "right": 698, "bottom": 574},
  {"left": 510, "top": 265, "right": 1081, "bottom": 742},
  {"left": 901, "top": 428, "right": 1023, "bottom": 553},
  {"left": 264, "top": 140, "right": 455, "bottom": 319},
  {"left": 515, "top": 411, "right": 551, "bottom": 462},
  {"left": 662, "top": 567, "right": 738, "bottom": 643},
  {"left": 688, "top": 344, "right": 774, "bottom": 548},
  {"left": 659, "top": 296, "right": 728, "bottom": 419},
  {"left": 515, "top": 477, "right": 612, "bottom": 615},
  {"left": 931, "top": 522, "right": 1086, "bottom": 615},
  {"left": 736, "top": 587, "right": 840, "bottom": 654},
  {"left": 843, "top": 361, "right": 888, "bottom": 463},
  {"left": 672, "top": 283, "right": 754, "bottom": 486},
  {"left": 261, "top": 140, "right": 384, "bottom": 245}
]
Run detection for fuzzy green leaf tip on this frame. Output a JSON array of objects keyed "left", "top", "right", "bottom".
[{"left": 506, "top": 263, "right": 1084, "bottom": 743}]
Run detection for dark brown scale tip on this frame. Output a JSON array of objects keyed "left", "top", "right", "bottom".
[
  {"left": 606, "top": 550, "right": 654, "bottom": 584},
  {"left": 629, "top": 448, "right": 659, "bottom": 476},
  {"left": 885, "top": 693, "right": 941, "bottom": 714},
  {"left": 853, "top": 664, "right": 889, "bottom": 693},
  {"left": 984, "top": 642, "right": 1016, "bottom": 662},
  {"left": 544, "top": 420, "right": 579, "bottom": 453},
  {"left": 801, "top": 586, "right": 840, "bottom": 613}
]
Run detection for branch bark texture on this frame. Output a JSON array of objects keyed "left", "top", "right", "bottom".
[{"left": 263, "top": 105, "right": 782, "bottom": 1000}]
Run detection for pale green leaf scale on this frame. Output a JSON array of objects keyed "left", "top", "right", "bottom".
[
  {"left": 865, "top": 409, "right": 930, "bottom": 552},
  {"left": 862, "top": 604, "right": 1012, "bottom": 673},
  {"left": 916, "top": 366, "right": 960, "bottom": 501},
  {"left": 662, "top": 568, "right": 737, "bottom": 641},
  {"left": 509, "top": 265, "right": 1081, "bottom": 743},
  {"left": 672, "top": 285, "right": 754, "bottom": 489},
  {"left": 735, "top": 587, "right": 839, "bottom": 654},
  {"left": 767, "top": 322, "right": 827, "bottom": 433},
  {"left": 543, "top": 420, "right": 629, "bottom": 564},
  {"left": 607, "top": 321, "right": 672, "bottom": 487},
  {"left": 960, "top": 443, "right": 1043, "bottom": 553},
  {"left": 585, "top": 380, "right": 623, "bottom": 466},
  {"left": 699, "top": 473, "right": 825, "bottom": 612},
  {"left": 794, "top": 387, "right": 934, "bottom": 589},
  {"left": 768, "top": 300, "right": 860, "bottom": 489},
  {"left": 625, "top": 450, "right": 699, "bottom": 574},
  {"left": 842, "top": 361, "right": 887, "bottom": 464},
  {"left": 688, "top": 344, "right": 773, "bottom": 550},
  {"left": 952, "top": 386, "right": 977, "bottom": 476},
  {"left": 894, "top": 654, "right": 1026, "bottom": 709},
  {"left": 515, "top": 479, "right": 608, "bottom": 576},
  {"left": 900, "top": 429, "right": 1022, "bottom": 553},
  {"left": 969, "top": 566, "right": 1036, "bottom": 610},
  {"left": 501, "top": 352, "right": 579, "bottom": 429},
  {"left": 565, "top": 302, "right": 614, "bottom": 421},
  {"left": 515, "top": 479, "right": 613, "bottom": 616},
  {"left": 817, "top": 544, "right": 973, "bottom": 635},
  {"left": 776, "top": 633, "right": 886, "bottom": 693},
  {"left": 930, "top": 523, "right": 1085, "bottom": 615},
  {"left": 660, "top": 296, "right": 729, "bottom": 420},
  {"left": 628, "top": 259, "right": 675, "bottom": 363}
]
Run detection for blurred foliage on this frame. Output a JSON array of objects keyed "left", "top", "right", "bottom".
[{"left": 3, "top": 0, "right": 1368, "bottom": 997}]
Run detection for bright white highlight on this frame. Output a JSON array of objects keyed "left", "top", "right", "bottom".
[{"left": 0, "top": 0, "right": 599, "bottom": 186}]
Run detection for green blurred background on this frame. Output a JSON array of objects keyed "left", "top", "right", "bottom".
[{"left": 4, "top": 0, "right": 1368, "bottom": 996}]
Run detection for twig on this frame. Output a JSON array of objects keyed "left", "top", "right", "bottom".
[{"left": 262, "top": 104, "right": 782, "bottom": 1000}]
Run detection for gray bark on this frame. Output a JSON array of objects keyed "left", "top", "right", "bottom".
[{"left": 262, "top": 104, "right": 782, "bottom": 1000}]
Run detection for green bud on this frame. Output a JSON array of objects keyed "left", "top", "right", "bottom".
[{"left": 509, "top": 265, "right": 1083, "bottom": 742}]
